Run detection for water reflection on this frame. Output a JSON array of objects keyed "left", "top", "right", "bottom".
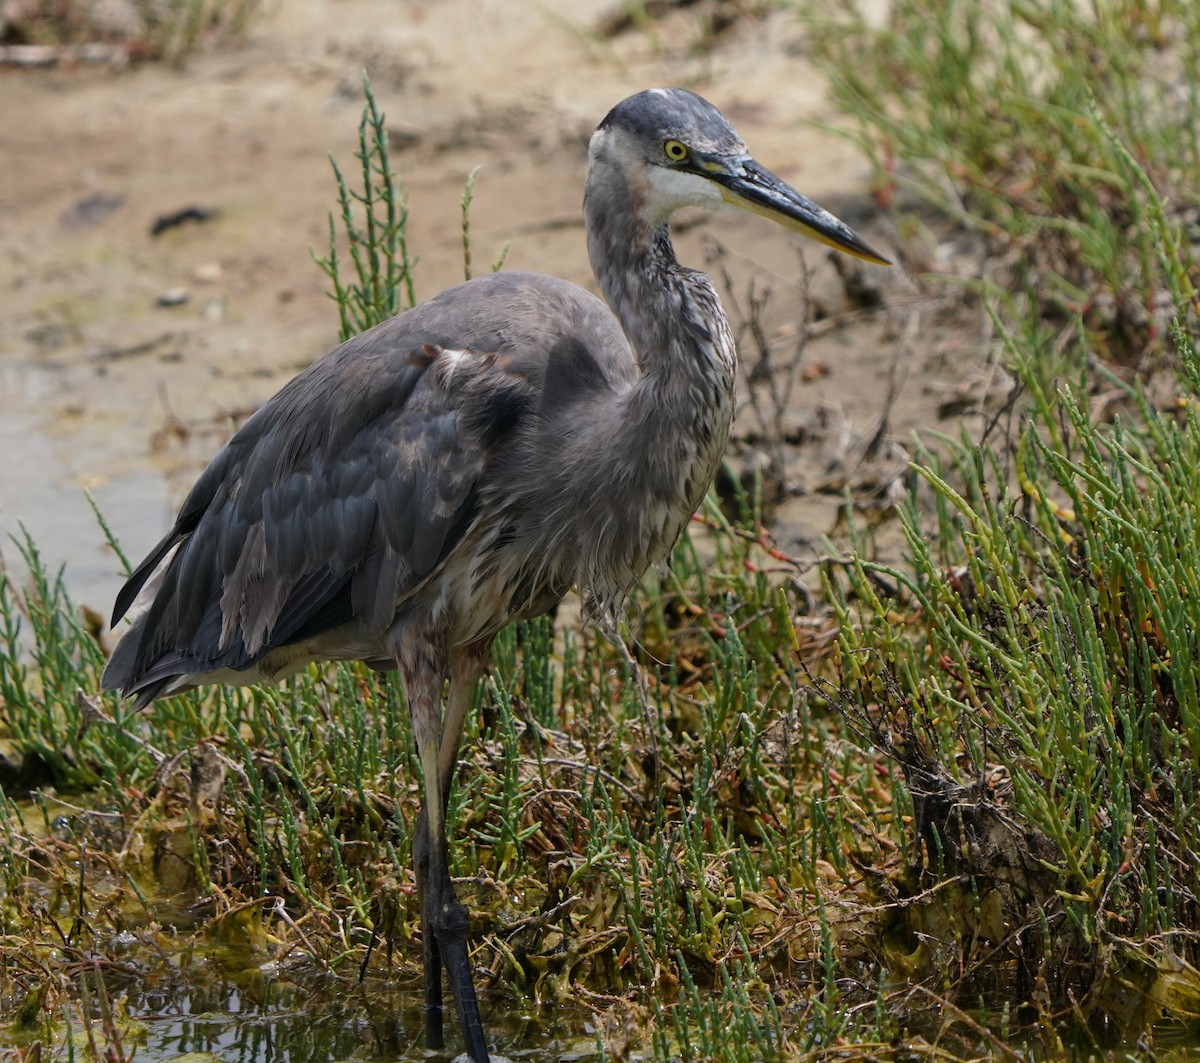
[{"left": 124, "top": 976, "right": 601, "bottom": 1063}]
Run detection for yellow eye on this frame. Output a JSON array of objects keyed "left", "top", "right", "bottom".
[{"left": 663, "top": 139, "right": 689, "bottom": 163}]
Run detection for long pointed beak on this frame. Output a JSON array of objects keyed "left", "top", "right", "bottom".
[{"left": 711, "top": 157, "right": 890, "bottom": 266}]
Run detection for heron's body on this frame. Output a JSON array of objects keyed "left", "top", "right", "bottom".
[
  {"left": 103, "top": 88, "right": 886, "bottom": 1062},
  {"left": 106, "top": 263, "right": 733, "bottom": 696}
]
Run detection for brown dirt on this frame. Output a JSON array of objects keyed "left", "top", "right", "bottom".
[{"left": 0, "top": 0, "right": 978, "bottom": 614}]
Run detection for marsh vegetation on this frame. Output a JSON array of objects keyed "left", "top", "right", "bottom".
[{"left": 2, "top": 0, "right": 1200, "bottom": 1058}]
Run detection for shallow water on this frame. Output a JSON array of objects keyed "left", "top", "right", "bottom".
[
  {"left": 3, "top": 797, "right": 603, "bottom": 1063},
  {"left": 0, "top": 355, "right": 172, "bottom": 611},
  {"left": 121, "top": 977, "right": 602, "bottom": 1063}
]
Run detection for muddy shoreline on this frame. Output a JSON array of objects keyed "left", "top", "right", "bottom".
[{"left": 0, "top": 0, "right": 953, "bottom": 617}]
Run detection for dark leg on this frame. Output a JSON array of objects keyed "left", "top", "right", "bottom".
[
  {"left": 400, "top": 638, "right": 491, "bottom": 1063},
  {"left": 424, "top": 815, "right": 488, "bottom": 1063},
  {"left": 412, "top": 806, "right": 445, "bottom": 1049},
  {"left": 431, "top": 641, "right": 493, "bottom": 1062}
]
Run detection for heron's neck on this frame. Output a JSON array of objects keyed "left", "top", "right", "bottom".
[
  {"left": 582, "top": 171, "right": 738, "bottom": 572},
  {"left": 585, "top": 177, "right": 737, "bottom": 406}
]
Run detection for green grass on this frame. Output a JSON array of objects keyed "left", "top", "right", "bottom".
[
  {"left": 829, "top": 312, "right": 1200, "bottom": 1042},
  {"left": 802, "top": 0, "right": 1200, "bottom": 1044},
  {"left": 312, "top": 75, "right": 418, "bottom": 343},
  {"left": 4, "top": 11, "right": 1200, "bottom": 1060},
  {"left": 804, "top": 0, "right": 1199, "bottom": 373}
]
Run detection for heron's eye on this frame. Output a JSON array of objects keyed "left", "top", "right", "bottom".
[{"left": 663, "top": 139, "right": 689, "bottom": 163}]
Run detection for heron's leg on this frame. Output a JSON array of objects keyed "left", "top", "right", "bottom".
[
  {"left": 437, "top": 639, "right": 494, "bottom": 807},
  {"left": 419, "top": 637, "right": 492, "bottom": 1019},
  {"left": 421, "top": 748, "right": 490, "bottom": 1063},
  {"left": 400, "top": 638, "right": 491, "bottom": 1063},
  {"left": 398, "top": 641, "right": 454, "bottom": 1052},
  {"left": 411, "top": 804, "right": 445, "bottom": 1048},
  {"left": 427, "top": 639, "right": 492, "bottom": 1060}
]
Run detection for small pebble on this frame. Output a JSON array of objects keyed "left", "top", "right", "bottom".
[
  {"left": 110, "top": 929, "right": 138, "bottom": 952},
  {"left": 193, "top": 261, "right": 223, "bottom": 283},
  {"left": 156, "top": 287, "right": 190, "bottom": 307}
]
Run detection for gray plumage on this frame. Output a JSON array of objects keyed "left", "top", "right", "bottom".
[{"left": 103, "top": 88, "right": 887, "bottom": 1063}]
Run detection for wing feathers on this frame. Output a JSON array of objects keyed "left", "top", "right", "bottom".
[
  {"left": 104, "top": 270, "right": 631, "bottom": 702},
  {"left": 106, "top": 332, "right": 525, "bottom": 695},
  {"left": 109, "top": 526, "right": 185, "bottom": 627}
]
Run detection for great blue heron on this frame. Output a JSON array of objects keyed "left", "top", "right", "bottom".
[{"left": 102, "top": 88, "right": 888, "bottom": 1061}]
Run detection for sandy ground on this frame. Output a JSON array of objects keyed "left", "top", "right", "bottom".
[{"left": 0, "top": 0, "right": 970, "bottom": 618}]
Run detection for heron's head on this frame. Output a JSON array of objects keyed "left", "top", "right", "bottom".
[{"left": 590, "top": 88, "right": 889, "bottom": 266}]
